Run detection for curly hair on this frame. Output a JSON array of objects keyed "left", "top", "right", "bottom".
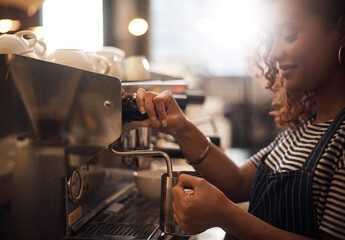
[{"left": 252, "top": 0, "right": 345, "bottom": 129}]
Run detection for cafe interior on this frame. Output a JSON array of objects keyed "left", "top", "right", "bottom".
[{"left": 0, "top": 0, "right": 277, "bottom": 239}]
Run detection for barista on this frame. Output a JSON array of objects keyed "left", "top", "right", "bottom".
[{"left": 135, "top": 0, "right": 345, "bottom": 239}]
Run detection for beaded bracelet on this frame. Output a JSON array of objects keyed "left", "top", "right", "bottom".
[{"left": 186, "top": 137, "right": 211, "bottom": 166}]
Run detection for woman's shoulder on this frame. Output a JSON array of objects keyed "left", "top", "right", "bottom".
[
  {"left": 284, "top": 117, "right": 345, "bottom": 168},
  {"left": 334, "top": 120, "right": 345, "bottom": 168},
  {"left": 338, "top": 119, "right": 345, "bottom": 136},
  {"left": 320, "top": 119, "right": 345, "bottom": 169}
]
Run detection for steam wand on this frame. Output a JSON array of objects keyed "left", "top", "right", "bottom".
[
  {"left": 108, "top": 143, "right": 173, "bottom": 178},
  {"left": 112, "top": 98, "right": 173, "bottom": 177}
]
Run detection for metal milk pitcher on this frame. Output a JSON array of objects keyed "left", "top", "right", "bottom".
[{"left": 160, "top": 171, "right": 202, "bottom": 236}]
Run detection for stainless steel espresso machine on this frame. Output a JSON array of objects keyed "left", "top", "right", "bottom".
[{"left": 0, "top": 54, "right": 195, "bottom": 240}]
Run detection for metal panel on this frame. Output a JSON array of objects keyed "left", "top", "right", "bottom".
[{"left": 0, "top": 54, "right": 122, "bottom": 145}]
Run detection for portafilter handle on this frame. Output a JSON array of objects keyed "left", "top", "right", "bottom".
[
  {"left": 122, "top": 98, "right": 149, "bottom": 122},
  {"left": 108, "top": 143, "right": 173, "bottom": 177}
]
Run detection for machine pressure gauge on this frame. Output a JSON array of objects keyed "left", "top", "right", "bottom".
[{"left": 67, "top": 170, "right": 83, "bottom": 202}]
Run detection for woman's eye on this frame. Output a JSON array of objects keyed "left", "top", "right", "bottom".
[{"left": 283, "top": 33, "right": 297, "bottom": 42}]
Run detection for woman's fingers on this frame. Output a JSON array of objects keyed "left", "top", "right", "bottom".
[
  {"left": 172, "top": 175, "right": 201, "bottom": 203},
  {"left": 177, "top": 174, "right": 201, "bottom": 189},
  {"left": 136, "top": 89, "right": 177, "bottom": 128},
  {"left": 173, "top": 192, "right": 187, "bottom": 231},
  {"left": 153, "top": 95, "right": 168, "bottom": 127},
  {"left": 144, "top": 91, "right": 159, "bottom": 126},
  {"left": 172, "top": 176, "right": 230, "bottom": 235},
  {"left": 172, "top": 202, "right": 181, "bottom": 221},
  {"left": 153, "top": 91, "right": 174, "bottom": 126},
  {"left": 173, "top": 213, "right": 182, "bottom": 229},
  {"left": 136, "top": 88, "right": 146, "bottom": 114}
]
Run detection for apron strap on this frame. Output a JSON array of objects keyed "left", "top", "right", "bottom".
[{"left": 303, "top": 107, "right": 345, "bottom": 173}]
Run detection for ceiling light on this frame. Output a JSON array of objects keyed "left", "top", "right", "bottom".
[
  {"left": 0, "top": 19, "right": 21, "bottom": 33},
  {"left": 128, "top": 18, "right": 149, "bottom": 36},
  {"left": 0, "top": 19, "right": 12, "bottom": 33}
]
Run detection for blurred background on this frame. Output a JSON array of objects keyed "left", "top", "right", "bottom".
[{"left": 0, "top": 0, "right": 276, "bottom": 154}]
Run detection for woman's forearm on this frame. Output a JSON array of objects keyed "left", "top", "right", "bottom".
[{"left": 173, "top": 120, "right": 255, "bottom": 202}]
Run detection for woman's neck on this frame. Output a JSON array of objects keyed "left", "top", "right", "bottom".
[{"left": 313, "top": 72, "right": 345, "bottom": 124}]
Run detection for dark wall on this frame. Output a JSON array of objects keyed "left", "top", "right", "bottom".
[
  {"left": 0, "top": 6, "right": 42, "bottom": 33},
  {"left": 103, "top": 0, "right": 150, "bottom": 57}
]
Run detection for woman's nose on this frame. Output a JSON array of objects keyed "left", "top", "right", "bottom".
[{"left": 268, "top": 40, "right": 285, "bottom": 63}]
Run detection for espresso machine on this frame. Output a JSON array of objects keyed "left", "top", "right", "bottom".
[{"left": 0, "top": 54, "right": 194, "bottom": 240}]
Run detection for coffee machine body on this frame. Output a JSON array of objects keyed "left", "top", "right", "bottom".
[
  {"left": 0, "top": 54, "right": 123, "bottom": 239},
  {"left": 0, "top": 54, "right": 188, "bottom": 240}
]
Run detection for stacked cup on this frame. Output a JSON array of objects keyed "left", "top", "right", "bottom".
[
  {"left": 46, "top": 49, "right": 110, "bottom": 74},
  {"left": 0, "top": 30, "right": 152, "bottom": 79},
  {"left": 124, "top": 55, "right": 151, "bottom": 81},
  {"left": 96, "top": 46, "right": 152, "bottom": 81},
  {"left": 96, "top": 46, "right": 126, "bottom": 80},
  {"left": 0, "top": 30, "right": 45, "bottom": 59}
]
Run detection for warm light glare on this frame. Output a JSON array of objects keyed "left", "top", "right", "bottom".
[
  {"left": 29, "top": 26, "right": 45, "bottom": 40},
  {"left": 0, "top": 19, "right": 12, "bottom": 33},
  {"left": 195, "top": 1, "right": 263, "bottom": 42},
  {"left": 150, "top": 0, "right": 266, "bottom": 76},
  {"left": 0, "top": 19, "right": 21, "bottom": 33},
  {"left": 11, "top": 20, "right": 21, "bottom": 32},
  {"left": 42, "top": 0, "right": 103, "bottom": 54},
  {"left": 128, "top": 18, "right": 149, "bottom": 36},
  {"left": 196, "top": 18, "right": 213, "bottom": 35}
]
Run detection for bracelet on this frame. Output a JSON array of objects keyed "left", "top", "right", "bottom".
[{"left": 186, "top": 137, "right": 211, "bottom": 166}]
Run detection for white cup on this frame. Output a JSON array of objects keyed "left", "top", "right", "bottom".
[
  {"left": 46, "top": 49, "right": 95, "bottom": 71},
  {"left": 0, "top": 30, "right": 38, "bottom": 57},
  {"left": 85, "top": 52, "right": 110, "bottom": 74},
  {"left": 124, "top": 55, "right": 151, "bottom": 81},
  {"left": 96, "top": 46, "right": 126, "bottom": 80}
]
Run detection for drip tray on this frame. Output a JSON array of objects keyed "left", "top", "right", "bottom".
[
  {"left": 80, "top": 223, "right": 158, "bottom": 239},
  {"left": 74, "top": 189, "right": 161, "bottom": 240}
]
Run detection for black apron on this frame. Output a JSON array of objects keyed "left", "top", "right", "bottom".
[{"left": 247, "top": 107, "right": 345, "bottom": 239}]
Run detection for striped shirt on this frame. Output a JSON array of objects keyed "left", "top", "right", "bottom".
[{"left": 249, "top": 117, "right": 345, "bottom": 239}]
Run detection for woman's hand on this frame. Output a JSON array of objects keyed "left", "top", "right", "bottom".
[
  {"left": 171, "top": 174, "right": 233, "bottom": 235},
  {"left": 121, "top": 88, "right": 136, "bottom": 100},
  {"left": 135, "top": 88, "right": 188, "bottom": 136}
]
